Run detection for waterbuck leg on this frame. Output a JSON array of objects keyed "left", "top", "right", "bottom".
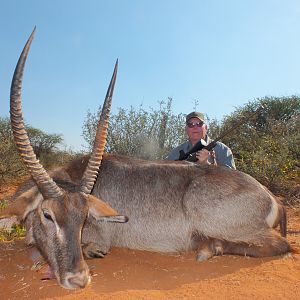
[
  {"left": 82, "top": 242, "right": 108, "bottom": 259},
  {"left": 222, "top": 232, "right": 291, "bottom": 257},
  {"left": 191, "top": 233, "right": 224, "bottom": 261},
  {"left": 196, "top": 240, "right": 214, "bottom": 261}
]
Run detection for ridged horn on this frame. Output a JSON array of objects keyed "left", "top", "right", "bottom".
[
  {"left": 10, "top": 28, "right": 63, "bottom": 199},
  {"left": 80, "top": 60, "right": 118, "bottom": 194}
]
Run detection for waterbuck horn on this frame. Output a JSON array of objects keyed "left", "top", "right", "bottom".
[
  {"left": 10, "top": 28, "right": 63, "bottom": 199},
  {"left": 80, "top": 60, "right": 118, "bottom": 194}
]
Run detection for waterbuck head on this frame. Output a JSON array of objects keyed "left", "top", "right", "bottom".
[{"left": 0, "top": 28, "right": 127, "bottom": 289}]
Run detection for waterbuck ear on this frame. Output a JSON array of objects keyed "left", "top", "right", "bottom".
[
  {"left": 0, "top": 186, "right": 43, "bottom": 221},
  {"left": 87, "top": 195, "right": 128, "bottom": 223}
]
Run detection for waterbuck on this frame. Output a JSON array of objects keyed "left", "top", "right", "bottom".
[{"left": 1, "top": 29, "right": 291, "bottom": 290}]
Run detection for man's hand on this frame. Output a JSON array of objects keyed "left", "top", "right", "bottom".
[{"left": 196, "top": 149, "right": 217, "bottom": 165}]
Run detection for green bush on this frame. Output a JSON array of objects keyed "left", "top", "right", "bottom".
[
  {"left": 82, "top": 98, "right": 186, "bottom": 160},
  {"left": 0, "top": 117, "right": 77, "bottom": 185},
  {"left": 210, "top": 96, "right": 300, "bottom": 203},
  {"left": 0, "top": 224, "right": 26, "bottom": 242}
]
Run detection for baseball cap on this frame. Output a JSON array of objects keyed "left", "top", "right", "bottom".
[{"left": 185, "top": 112, "right": 205, "bottom": 124}]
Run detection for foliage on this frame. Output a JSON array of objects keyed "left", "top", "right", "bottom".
[
  {"left": 0, "top": 117, "right": 76, "bottom": 184},
  {"left": 0, "top": 201, "right": 26, "bottom": 241},
  {"left": 0, "top": 200, "right": 8, "bottom": 210},
  {"left": 82, "top": 98, "right": 186, "bottom": 160},
  {"left": 0, "top": 224, "right": 26, "bottom": 242},
  {"left": 0, "top": 117, "right": 27, "bottom": 183},
  {"left": 26, "top": 127, "right": 63, "bottom": 159},
  {"left": 210, "top": 96, "right": 300, "bottom": 203}
]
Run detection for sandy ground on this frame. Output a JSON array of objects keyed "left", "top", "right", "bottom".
[{"left": 0, "top": 185, "right": 300, "bottom": 300}]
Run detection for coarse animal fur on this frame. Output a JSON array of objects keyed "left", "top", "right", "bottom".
[{"left": 63, "top": 154, "right": 290, "bottom": 258}]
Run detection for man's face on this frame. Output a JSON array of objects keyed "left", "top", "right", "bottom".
[{"left": 185, "top": 117, "right": 207, "bottom": 144}]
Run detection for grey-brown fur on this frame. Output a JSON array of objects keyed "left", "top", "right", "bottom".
[{"left": 52, "top": 154, "right": 290, "bottom": 257}]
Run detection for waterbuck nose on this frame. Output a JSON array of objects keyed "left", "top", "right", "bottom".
[{"left": 64, "top": 269, "right": 91, "bottom": 289}]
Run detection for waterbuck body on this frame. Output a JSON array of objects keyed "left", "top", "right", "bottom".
[
  {"left": 62, "top": 154, "right": 289, "bottom": 258},
  {"left": 0, "top": 29, "right": 291, "bottom": 290}
]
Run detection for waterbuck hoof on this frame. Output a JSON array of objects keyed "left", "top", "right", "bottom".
[
  {"left": 196, "top": 250, "right": 213, "bottom": 262},
  {"left": 82, "top": 243, "right": 107, "bottom": 259},
  {"left": 87, "top": 250, "right": 106, "bottom": 259}
]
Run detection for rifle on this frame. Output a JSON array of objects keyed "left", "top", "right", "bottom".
[{"left": 177, "top": 106, "right": 262, "bottom": 162}]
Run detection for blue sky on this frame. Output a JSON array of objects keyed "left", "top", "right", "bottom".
[{"left": 1, "top": 0, "right": 300, "bottom": 151}]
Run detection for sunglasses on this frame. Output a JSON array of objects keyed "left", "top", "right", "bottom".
[{"left": 186, "top": 121, "right": 204, "bottom": 128}]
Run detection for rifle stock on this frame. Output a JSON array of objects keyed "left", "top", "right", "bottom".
[{"left": 177, "top": 139, "right": 217, "bottom": 162}]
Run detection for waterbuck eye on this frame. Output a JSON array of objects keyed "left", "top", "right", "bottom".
[{"left": 43, "top": 211, "right": 53, "bottom": 222}]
